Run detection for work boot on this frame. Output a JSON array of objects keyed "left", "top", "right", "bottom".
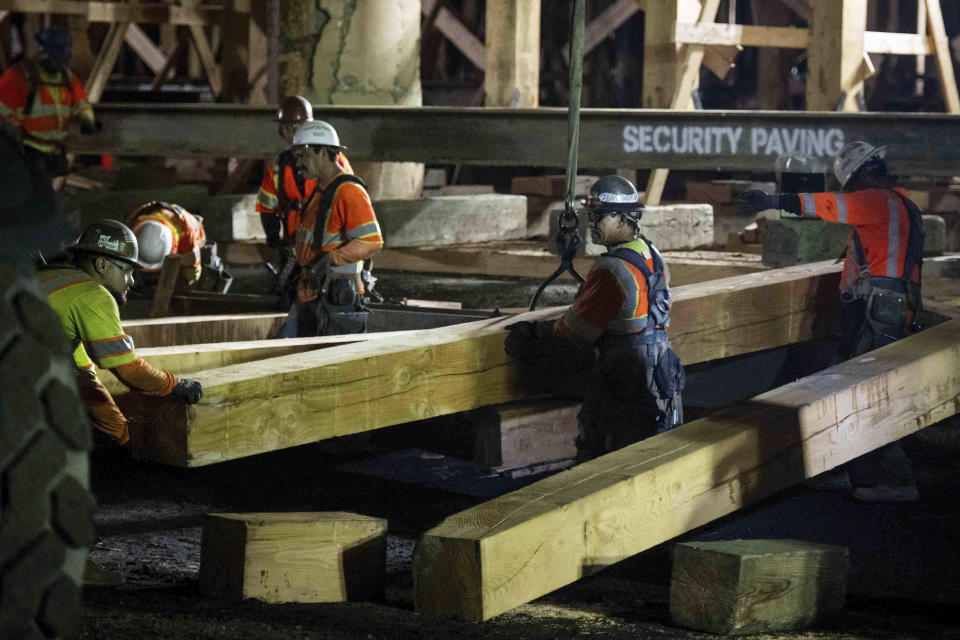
[
  {"left": 852, "top": 484, "right": 920, "bottom": 503},
  {"left": 804, "top": 468, "right": 852, "bottom": 492},
  {"left": 83, "top": 558, "right": 122, "bottom": 586}
]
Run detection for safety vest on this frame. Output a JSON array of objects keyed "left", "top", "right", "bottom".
[
  {"left": 606, "top": 236, "right": 671, "bottom": 342},
  {"left": 35, "top": 266, "right": 137, "bottom": 372},
  {"left": 0, "top": 60, "right": 92, "bottom": 154}
]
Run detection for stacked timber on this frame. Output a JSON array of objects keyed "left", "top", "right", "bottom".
[
  {"left": 120, "top": 260, "right": 842, "bottom": 466},
  {"left": 413, "top": 317, "right": 960, "bottom": 622}
]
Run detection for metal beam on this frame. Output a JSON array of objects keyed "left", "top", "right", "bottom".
[{"left": 70, "top": 103, "right": 960, "bottom": 175}]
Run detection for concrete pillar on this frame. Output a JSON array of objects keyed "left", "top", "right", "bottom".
[
  {"left": 278, "top": 0, "right": 423, "bottom": 199},
  {"left": 484, "top": 0, "right": 540, "bottom": 107}
]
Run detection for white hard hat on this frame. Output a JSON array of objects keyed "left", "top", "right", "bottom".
[
  {"left": 291, "top": 120, "right": 346, "bottom": 150},
  {"left": 134, "top": 220, "right": 174, "bottom": 271},
  {"left": 833, "top": 141, "right": 887, "bottom": 190}
]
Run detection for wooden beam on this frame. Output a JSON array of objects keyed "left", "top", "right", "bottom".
[
  {"left": 806, "top": 0, "right": 867, "bottom": 112},
  {"left": 85, "top": 22, "right": 130, "bottom": 103},
  {"left": 673, "top": 22, "right": 809, "bottom": 49},
  {"left": 484, "top": 0, "right": 540, "bottom": 107},
  {"left": 413, "top": 317, "right": 960, "bottom": 622},
  {"left": 122, "top": 261, "right": 842, "bottom": 467},
  {"left": 777, "top": 0, "right": 809, "bottom": 21},
  {"left": 122, "top": 312, "right": 286, "bottom": 348},
  {"left": 645, "top": 0, "right": 721, "bottom": 206},
  {"left": 924, "top": 0, "right": 960, "bottom": 113},
  {"left": 124, "top": 23, "right": 168, "bottom": 75},
  {"left": 421, "top": 0, "right": 486, "bottom": 70},
  {"left": 188, "top": 24, "right": 222, "bottom": 96},
  {"left": 151, "top": 31, "right": 188, "bottom": 92},
  {"left": 98, "top": 331, "right": 416, "bottom": 395},
  {"left": 0, "top": 0, "right": 242, "bottom": 25},
  {"left": 863, "top": 31, "right": 934, "bottom": 56},
  {"left": 581, "top": 0, "right": 642, "bottom": 56},
  {"left": 148, "top": 254, "right": 183, "bottom": 317}
]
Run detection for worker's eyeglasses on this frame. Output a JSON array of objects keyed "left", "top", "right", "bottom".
[
  {"left": 106, "top": 257, "right": 135, "bottom": 275},
  {"left": 585, "top": 209, "right": 618, "bottom": 225}
]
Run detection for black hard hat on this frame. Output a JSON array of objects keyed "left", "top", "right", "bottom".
[
  {"left": 585, "top": 175, "right": 644, "bottom": 222},
  {"left": 69, "top": 219, "right": 140, "bottom": 265},
  {"left": 276, "top": 95, "right": 313, "bottom": 124}
]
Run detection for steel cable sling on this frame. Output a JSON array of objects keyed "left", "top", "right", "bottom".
[{"left": 528, "top": 0, "right": 586, "bottom": 311}]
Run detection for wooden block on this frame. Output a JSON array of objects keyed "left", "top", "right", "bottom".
[
  {"left": 413, "top": 318, "right": 960, "bottom": 621},
  {"left": 510, "top": 175, "right": 597, "bottom": 198},
  {"left": 670, "top": 539, "right": 848, "bottom": 635},
  {"left": 199, "top": 512, "right": 387, "bottom": 603},
  {"left": 686, "top": 180, "right": 775, "bottom": 206},
  {"left": 471, "top": 399, "right": 579, "bottom": 471},
  {"left": 122, "top": 313, "right": 287, "bottom": 348}
]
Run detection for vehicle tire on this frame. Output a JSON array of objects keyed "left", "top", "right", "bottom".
[{"left": 0, "top": 262, "right": 95, "bottom": 639}]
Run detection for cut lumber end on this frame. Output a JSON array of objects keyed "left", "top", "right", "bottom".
[
  {"left": 199, "top": 512, "right": 387, "bottom": 603},
  {"left": 117, "top": 392, "right": 190, "bottom": 466},
  {"left": 669, "top": 539, "right": 848, "bottom": 635},
  {"left": 412, "top": 534, "right": 484, "bottom": 622}
]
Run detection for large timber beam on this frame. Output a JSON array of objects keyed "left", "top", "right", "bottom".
[
  {"left": 122, "top": 313, "right": 286, "bottom": 348},
  {"left": 121, "top": 261, "right": 841, "bottom": 467},
  {"left": 413, "top": 317, "right": 960, "bottom": 622},
  {"left": 98, "top": 332, "right": 415, "bottom": 395},
  {"left": 0, "top": 0, "right": 240, "bottom": 25},
  {"left": 68, "top": 104, "right": 960, "bottom": 176}
]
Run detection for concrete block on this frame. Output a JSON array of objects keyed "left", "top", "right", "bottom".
[
  {"left": 199, "top": 512, "right": 387, "bottom": 603},
  {"left": 670, "top": 539, "right": 848, "bottom": 635},
  {"left": 713, "top": 202, "right": 759, "bottom": 247},
  {"left": 548, "top": 203, "right": 714, "bottom": 256},
  {"left": 376, "top": 194, "right": 526, "bottom": 248},
  {"left": 470, "top": 399, "right": 580, "bottom": 471},
  {"left": 58, "top": 185, "right": 211, "bottom": 234},
  {"left": 762, "top": 216, "right": 945, "bottom": 268},
  {"left": 685, "top": 179, "right": 775, "bottom": 206}
]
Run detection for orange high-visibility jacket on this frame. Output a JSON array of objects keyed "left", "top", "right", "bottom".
[
  {"left": 125, "top": 205, "right": 207, "bottom": 286},
  {"left": 0, "top": 60, "right": 95, "bottom": 154},
  {"left": 256, "top": 150, "right": 353, "bottom": 237},
  {"left": 798, "top": 187, "right": 921, "bottom": 296}
]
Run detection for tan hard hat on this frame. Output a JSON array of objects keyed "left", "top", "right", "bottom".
[{"left": 276, "top": 95, "right": 313, "bottom": 124}]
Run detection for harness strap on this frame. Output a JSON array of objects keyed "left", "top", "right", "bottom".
[
  {"left": 310, "top": 174, "right": 367, "bottom": 254},
  {"left": 22, "top": 60, "right": 72, "bottom": 118},
  {"left": 276, "top": 149, "right": 308, "bottom": 211}
]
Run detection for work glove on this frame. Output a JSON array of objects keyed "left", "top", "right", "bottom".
[
  {"left": 260, "top": 212, "right": 282, "bottom": 248},
  {"left": 170, "top": 378, "right": 203, "bottom": 404},
  {"left": 309, "top": 254, "right": 333, "bottom": 290},
  {"left": 738, "top": 189, "right": 778, "bottom": 213},
  {"left": 504, "top": 321, "right": 563, "bottom": 359}
]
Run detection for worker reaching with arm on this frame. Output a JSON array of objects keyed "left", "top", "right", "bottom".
[
  {"left": 504, "top": 176, "right": 686, "bottom": 462},
  {"left": 256, "top": 96, "right": 353, "bottom": 301},
  {"left": 740, "top": 140, "right": 924, "bottom": 502},
  {"left": 283, "top": 120, "right": 382, "bottom": 336},
  {"left": 0, "top": 25, "right": 98, "bottom": 179},
  {"left": 35, "top": 220, "right": 203, "bottom": 449}
]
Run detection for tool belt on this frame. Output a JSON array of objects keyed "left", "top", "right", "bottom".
[
  {"left": 317, "top": 271, "right": 368, "bottom": 335},
  {"left": 600, "top": 330, "right": 686, "bottom": 402}
]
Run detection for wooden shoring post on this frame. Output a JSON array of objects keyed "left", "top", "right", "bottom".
[
  {"left": 806, "top": 0, "right": 867, "bottom": 112},
  {"left": 148, "top": 254, "right": 183, "bottom": 318},
  {"left": 924, "top": 0, "right": 960, "bottom": 113},
  {"left": 484, "top": 0, "right": 540, "bottom": 107},
  {"left": 121, "top": 261, "right": 843, "bottom": 467},
  {"left": 188, "top": 24, "right": 222, "bottom": 96},
  {"left": 916, "top": 0, "right": 927, "bottom": 97},
  {"left": 219, "top": 0, "right": 249, "bottom": 102},
  {"left": 644, "top": 0, "right": 721, "bottom": 207},
  {"left": 246, "top": 0, "right": 268, "bottom": 105},
  {"left": 86, "top": 21, "right": 130, "bottom": 103},
  {"left": 566, "top": 0, "right": 642, "bottom": 58},
  {"left": 413, "top": 317, "right": 960, "bottom": 622}
]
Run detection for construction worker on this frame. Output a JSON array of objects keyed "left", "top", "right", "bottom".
[
  {"left": 36, "top": 219, "right": 204, "bottom": 448},
  {"left": 257, "top": 96, "right": 353, "bottom": 298},
  {"left": 740, "top": 140, "right": 924, "bottom": 502},
  {"left": 504, "top": 175, "right": 686, "bottom": 462},
  {"left": 125, "top": 201, "right": 207, "bottom": 290},
  {"left": 284, "top": 120, "right": 382, "bottom": 336},
  {"left": 0, "top": 25, "right": 98, "bottom": 178}
]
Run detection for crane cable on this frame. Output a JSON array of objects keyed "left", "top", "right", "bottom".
[{"left": 528, "top": 0, "right": 586, "bottom": 311}]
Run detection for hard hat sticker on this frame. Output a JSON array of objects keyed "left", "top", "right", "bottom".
[{"left": 98, "top": 235, "right": 120, "bottom": 251}]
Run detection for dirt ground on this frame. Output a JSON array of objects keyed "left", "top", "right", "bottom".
[{"left": 76, "top": 414, "right": 960, "bottom": 640}]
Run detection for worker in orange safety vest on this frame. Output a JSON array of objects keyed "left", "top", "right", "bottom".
[
  {"left": 740, "top": 140, "right": 925, "bottom": 503},
  {"left": 124, "top": 201, "right": 208, "bottom": 290},
  {"left": 0, "top": 25, "right": 98, "bottom": 177},
  {"left": 284, "top": 120, "right": 382, "bottom": 336}
]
